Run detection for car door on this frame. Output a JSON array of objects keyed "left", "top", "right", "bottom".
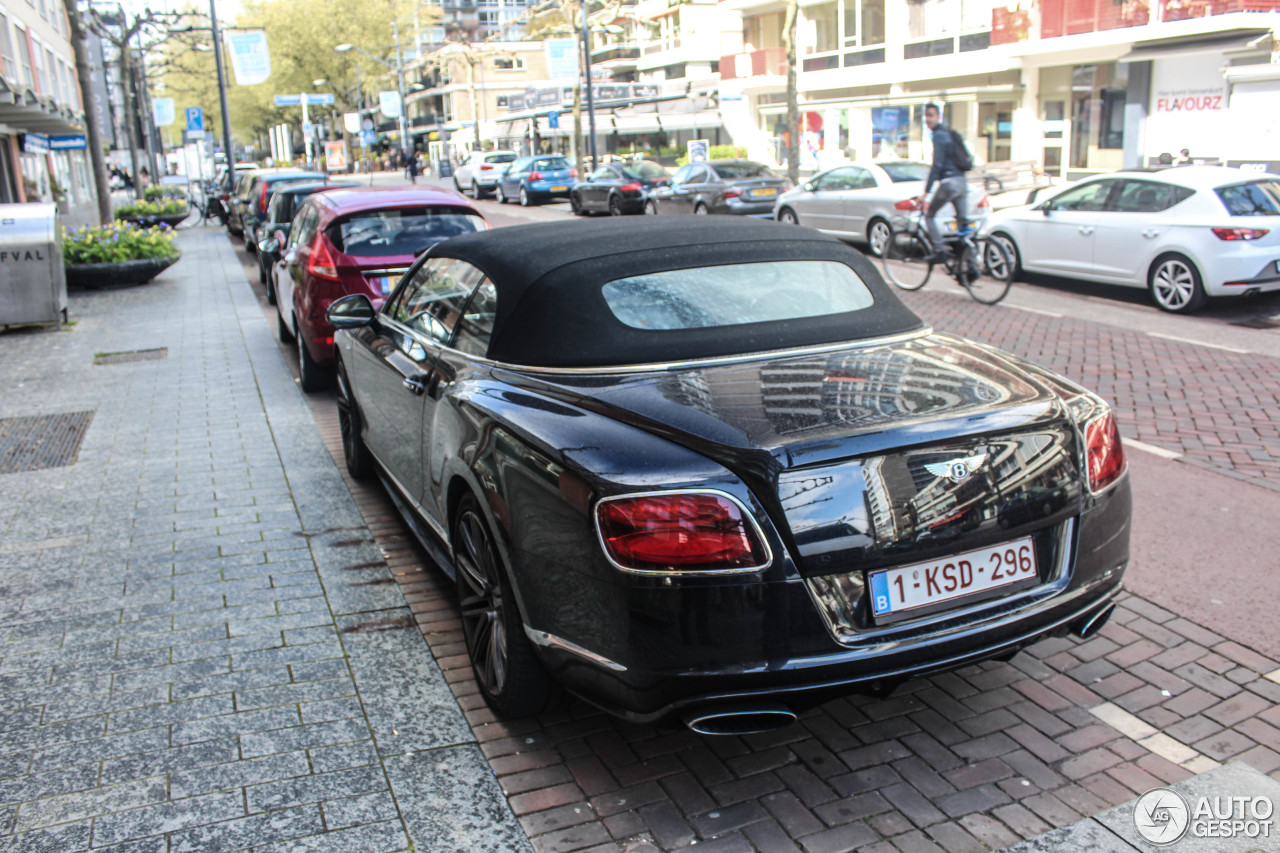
[
  {"left": 835, "top": 167, "right": 885, "bottom": 238},
  {"left": 502, "top": 158, "right": 529, "bottom": 196},
  {"left": 673, "top": 165, "right": 710, "bottom": 213},
  {"left": 795, "top": 168, "right": 856, "bottom": 231},
  {"left": 351, "top": 257, "right": 483, "bottom": 505},
  {"left": 277, "top": 204, "right": 319, "bottom": 333},
  {"left": 1090, "top": 180, "right": 1191, "bottom": 283},
  {"left": 1017, "top": 179, "right": 1118, "bottom": 276},
  {"left": 651, "top": 165, "right": 691, "bottom": 212}
]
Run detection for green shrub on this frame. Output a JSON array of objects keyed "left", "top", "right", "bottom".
[
  {"left": 63, "top": 222, "right": 180, "bottom": 265},
  {"left": 675, "top": 144, "right": 749, "bottom": 166},
  {"left": 143, "top": 185, "right": 186, "bottom": 201},
  {"left": 115, "top": 198, "right": 188, "bottom": 218}
]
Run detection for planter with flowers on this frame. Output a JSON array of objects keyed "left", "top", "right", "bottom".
[
  {"left": 63, "top": 221, "right": 181, "bottom": 288},
  {"left": 114, "top": 197, "right": 190, "bottom": 228}
]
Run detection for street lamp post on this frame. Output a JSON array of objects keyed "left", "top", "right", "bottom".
[
  {"left": 208, "top": 0, "right": 235, "bottom": 182},
  {"left": 581, "top": 0, "right": 597, "bottom": 169},
  {"left": 336, "top": 30, "right": 410, "bottom": 160}
]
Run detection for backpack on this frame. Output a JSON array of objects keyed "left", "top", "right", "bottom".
[{"left": 949, "top": 128, "right": 974, "bottom": 172}]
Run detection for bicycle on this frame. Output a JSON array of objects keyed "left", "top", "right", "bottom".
[{"left": 880, "top": 199, "right": 1015, "bottom": 305}]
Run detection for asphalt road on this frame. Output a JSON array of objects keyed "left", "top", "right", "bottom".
[{"left": 240, "top": 172, "right": 1280, "bottom": 658}]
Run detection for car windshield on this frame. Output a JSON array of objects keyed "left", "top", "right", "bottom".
[
  {"left": 330, "top": 208, "right": 486, "bottom": 257},
  {"left": 1216, "top": 180, "right": 1280, "bottom": 216},
  {"left": 533, "top": 157, "right": 571, "bottom": 171},
  {"left": 712, "top": 162, "right": 776, "bottom": 180},
  {"left": 621, "top": 161, "right": 667, "bottom": 180},
  {"left": 879, "top": 163, "right": 929, "bottom": 182},
  {"left": 601, "top": 261, "right": 874, "bottom": 330},
  {"left": 485, "top": 153, "right": 516, "bottom": 164}
]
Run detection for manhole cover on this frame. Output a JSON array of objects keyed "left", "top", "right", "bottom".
[
  {"left": 94, "top": 347, "right": 168, "bottom": 365},
  {"left": 0, "top": 411, "right": 95, "bottom": 474}
]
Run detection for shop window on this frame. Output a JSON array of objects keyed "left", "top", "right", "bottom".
[
  {"left": 1043, "top": 147, "right": 1062, "bottom": 173},
  {"left": 1070, "top": 63, "right": 1127, "bottom": 168},
  {"left": 493, "top": 56, "right": 524, "bottom": 71},
  {"left": 1044, "top": 101, "right": 1064, "bottom": 139}
]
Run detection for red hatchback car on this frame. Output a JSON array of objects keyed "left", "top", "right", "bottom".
[{"left": 272, "top": 187, "right": 488, "bottom": 390}]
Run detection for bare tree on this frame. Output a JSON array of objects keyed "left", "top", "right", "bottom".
[{"left": 61, "top": 0, "right": 111, "bottom": 222}]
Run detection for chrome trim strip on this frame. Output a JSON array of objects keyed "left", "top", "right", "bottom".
[
  {"left": 368, "top": 446, "right": 451, "bottom": 544},
  {"left": 524, "top": 627, "right": 628, "bottom": 672},
  {"left": 593, "top": 488, "right": 774, "bottom": 577}
]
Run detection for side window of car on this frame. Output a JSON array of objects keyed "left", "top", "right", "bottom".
[
  {"left": 671, "top": 165, "right": 693, "bottom": 185},
  {"left": 288, "top": 206, "right": 317, "bottom": 249},
  {"left": 512, "top": 158, "right": 530, "bottom": 175},
  {"left": 392, "top": 259, "right": 485, "bottom": 346},
  {"left": 590, "top": 168, "right": 613, "bottom": 181},
  {"left": 849, "top": 167, "right": 877, "bottom": 190},
  {"left": 816, "top": 168, "right": 858, "bottom": 191},
  {"left": 1111, "top": 180, "right": 1187, "bottom": 213},
  {"left": 690, "top": 166, "right": 711, "bottom": 184},
  {"left": 1046, "top": 180, "right": 1115, "bottom": 212},
  {"left": 453, "top": 279, "right": 498, "bottom": 357}
]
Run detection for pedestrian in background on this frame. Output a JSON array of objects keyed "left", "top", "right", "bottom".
[
  {"left": 136, "top": 167, "right": 151, "bottom": 194},
  {"left": 918, "top": 102, "right": 971, "bottom": 264},
  {"left": 406, "top": 152, "right": 420, "bottom": 184},
  {"left": 1176, "top": 148, "right": 1193, "bottom": 165}
]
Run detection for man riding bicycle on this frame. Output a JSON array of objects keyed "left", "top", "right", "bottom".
[{"left": 918, "top": 102, "right": 970, "bottom": 264}]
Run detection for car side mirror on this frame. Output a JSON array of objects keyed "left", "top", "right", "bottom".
[
  {"left": 327, "top": 294, "right": 377, "bottom": 329},
  {"left": 803, "top": 181, "right": 815, "bottom": 192},
  {"left": 274, "top": 230, "right": 287, "bottom": 246},
  {"left": 1041, "top": 206, "right": 1052, "bottom": 216},
  {"left": 259, "top": 239, "right": 278, "bottom": 254}
]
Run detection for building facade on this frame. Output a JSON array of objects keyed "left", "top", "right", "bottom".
[{"left": 0, "top": 0, "right": 98, "bottom": 227}]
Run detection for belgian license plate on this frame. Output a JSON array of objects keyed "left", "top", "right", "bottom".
[
  {"left": 752, "top": 187, "right": 777, "bottom": 198},
  {"left": 550, "top": 185, "right": 568, "bottom": 192},
  {"left": 869, "top": 536, "right": 1037, "bottom": 619}
]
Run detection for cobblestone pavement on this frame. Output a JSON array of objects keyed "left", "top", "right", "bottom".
[
  {"left": 0, "top": 230, "right": 527, "bottom": 851},
  {"left": 894, "top": 288, "right": 1280, "bottom": 491}
]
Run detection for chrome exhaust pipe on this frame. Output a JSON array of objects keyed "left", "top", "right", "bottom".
[
  {"left": 1074, "top": 604, "right": 1115, "bottom": 639},
  {"left": 682, "top": 704, "right": 797, "bottom": 736}
]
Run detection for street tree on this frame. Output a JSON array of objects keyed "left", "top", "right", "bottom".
[
  {"left": 60, "top": 0, "right": 111, "bottom": 222},
  {"left": 781, "top": 0, "right": 799, "bottom": 184}
]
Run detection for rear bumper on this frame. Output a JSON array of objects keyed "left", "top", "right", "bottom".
[
  {"left": 527, "top": 181, "right": 573, "bottom": 198},
  {"left": 1210, "top": 257, "right": 1280, "bottom": 296}
]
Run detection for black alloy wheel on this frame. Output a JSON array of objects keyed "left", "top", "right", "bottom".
[
  {"left": 570, "top": 193, "right": 585, "bottom": 216},
  {"left": 295, "top": 317, "right": 330, "bottom": 392},
  {"left": 496, "top": 185, "right": 508, "bottom": 204},
  {"left": 778, "top": 208, "right": 799, "bottom": 225},
  {"left": 694, "top": 203, "right": 709, "bottom": 215},
  {"left": 335, "top": 363, "right": 373, "bottom": 479},
  {"left": 454, "top": 496, "right": 550, "bottom": 717},
  {"left": 645, "top": 200, "right": 658, "bottom": 215},
  {"left": 609, "top": 195, "right": 624, "bottom": 216},
  {"left": 264, "top": 261, "right": 277, "bottom": 305}
]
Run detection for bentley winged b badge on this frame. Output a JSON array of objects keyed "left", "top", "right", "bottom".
[{"left": 924, "top": 452, "right": 989, "bottom": 484}]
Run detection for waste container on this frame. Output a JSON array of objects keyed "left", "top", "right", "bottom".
[
  {"left": 0, "top": 203, "right": 65, "bottom": 327},
  {"left": 437, "top": 159, "right": 453, "bottom": 179}
]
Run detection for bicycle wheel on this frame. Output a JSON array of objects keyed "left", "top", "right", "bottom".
[
  {"left": 964, "top": 237, "right": 1014, "bottom": 305},
  {"left": 881, "top": 226, "right": 933, "bottom": 291}
]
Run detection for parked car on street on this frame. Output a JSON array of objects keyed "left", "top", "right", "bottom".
[
  {"left": 981, "top": 165, "right": 1280, "bottom": 313},
  {"left": 229, "top": 169, "right": 326, "bottom": 244},
  {"left": 453, "top": 150, "right": 518, "bottom": 199},
  {"left": 645, "top": 160, "right": 790, "bottom": 217},
  {"left": 495, "top": 155, "right": 576, "bottom": 205},
  {"left": 256, "top": 181, "right": 360, "bottom": 299},
  {"left": 569, "top": 160, "right": 671, "bottom": 216},
  {"left": 324, "top": 216, "right": 1131, "bottom": 732},
  {"left": 773, "top": 160, "right": 991, "bottom": 256},
  {"left": 272, "top": 186, "right": 487, "bottom": 391}
]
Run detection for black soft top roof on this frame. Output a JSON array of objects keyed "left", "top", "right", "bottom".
[{"left": 427, "top": 217, "right": 924, "bottom": 368}]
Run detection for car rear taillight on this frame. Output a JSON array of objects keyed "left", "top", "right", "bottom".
[
  {"left": 619, "top": 182, "right": 642, "bottom": 192},
  {"left": 529, "top": 171, "right": 543, "bottom": 181},
  {"left": 259, "top": 182, "right": 269, "bottom": 214},
  {"left": 976, "top": 194, "right": 991, "bottom": 209},
  {"left": 1212, "top": 227, "right": 1269, "bottom": 241},
  {"left": 570, "top": 168, "right": 578, "bottom": 178},
  {"left": 307, "top": 234, "right": 340, "bottom": 281},
  {"left": 479, "top": 163, "right": 493, "bottom": 171},
  {"left": 1084, "top": 411, "right": 1126, "bottom": 494},
  {"left": 596, "top": 492, "right": 768, "bottom": 573},
  {"left": 723, "top": 188, "right": 742, "bottom": 199},
  {"left": 895, "top": 198, "right": 924, "bottom": 211}
]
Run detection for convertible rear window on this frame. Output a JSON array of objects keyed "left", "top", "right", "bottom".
[
  {"left": 601, "top": 261, "right": 874, "bottom": 330},
  {"left": 1216, "top": 180, "right": 1280, "bottom": 216},
  {"left": 329, "top": 207, "right": 487, "bottom": 257}
]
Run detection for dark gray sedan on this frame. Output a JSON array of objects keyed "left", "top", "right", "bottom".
[{"left": 645, "top": 160, "right": 789, "bottom": 217}]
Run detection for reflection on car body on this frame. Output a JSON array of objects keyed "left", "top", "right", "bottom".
[{"left": 326, "top": 218, "right": 1130, "bottom": 734}]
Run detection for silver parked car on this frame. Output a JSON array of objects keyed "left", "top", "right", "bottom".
[
  {"left": 454, "top": 150, "right": 518, "bottom": 199},
  {"left": 774, "top": 161, "right": 990, "bottom": 256}
]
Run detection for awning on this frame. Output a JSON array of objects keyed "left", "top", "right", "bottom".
[{"left": 0, "top": 77, "right": 85, "bottom": 136}]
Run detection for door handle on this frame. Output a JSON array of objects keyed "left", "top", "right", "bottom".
[
  {"left": 402, "top": 375, "right": 427, "bottom": 395},
  {"left": 1078, "top": 226, "right": 1094, "bottom": 235},
  {"left": 1143, "top": 229, "right": 1159, "bottom": 238}
]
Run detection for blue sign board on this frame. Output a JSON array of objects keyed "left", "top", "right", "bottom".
[
  {"left": 50, "top": 135, "right": 87, "bottom": 150},
  {"left": 306, "top": 93, "right": 335, "bottom": 106},
  {"left": 186, "top": 106, "right": 204, "bottom": 132},
  {"left": 547, "top": 110, "right": 560, "bottom": 129},
  {"left": 273, "top": 94, "right": 302, "bottom": 107},
  {"left": 359, "top": 130, "right": 376, "bottom": 146},
  {"left": 273, "top": 93, "right": 335, "bottom": 107},
  {"left": 21, "top": 133, "right": 49, "bottom": 154}
]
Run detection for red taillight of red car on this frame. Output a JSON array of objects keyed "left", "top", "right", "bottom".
[
  {"left": 619, "top": 182, "right": 642, "bottom": 193},
  {"left": 895, "top": 197, "right": 924, "bottom": 211},
  {"left": 307, "top": 234, "right": 340, "bottom": 281},
  {"left": 596, "top": 492, "right": 768, "bottom": 572},
  {"left": 1212, "top": 227, "right": 1269, "bottom": 241},
  {"left": 529, "top": 171, "right": 543, "bottom": 181},
  {"left": 1084, "top": 411, "right": 1126, "bottom": 494}
]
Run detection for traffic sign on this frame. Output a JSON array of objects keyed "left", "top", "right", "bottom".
[
  {"left": 362, "top": 118, "right": 374, "bottom": 132},
  {"left": 304, "top": 93, "right": 335, "bottom": 106},
  {"left": 185, "top": 129, "right": 204, "bottom": 142},
  {"left": 359, "top": 130, "right": 376, "bottom": 146},
  {"left": 186, "top": 107, "right": 204, "bottom": 132},
  {"left": 273, "top": 94, "right": 301, "bottom": 106},
  {"left": 547, "top": 110, "right": 560, "bottom": 129}
]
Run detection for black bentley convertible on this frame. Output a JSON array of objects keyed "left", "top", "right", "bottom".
[{"left": 326, "top": 217, "right": 1131, "bottom": 734}]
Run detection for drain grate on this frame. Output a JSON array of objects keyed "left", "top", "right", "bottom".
[
  {"left": 0, "top": 411, "right": 96, "bottom": 474},
  {"left": 93, "top": 347, "right": 168, "bottom": 365}
]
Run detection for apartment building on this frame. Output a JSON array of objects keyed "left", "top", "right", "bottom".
[
  {"left": 0, "top": 0, "right": 98, "bottom": 225},
  {"left": 718, "top": 0, "right": 1280, "bottom": 178}
]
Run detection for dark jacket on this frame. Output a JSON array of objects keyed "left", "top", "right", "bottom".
[{"left": 925, "top": 123, "right": 964, "bottom": 193}]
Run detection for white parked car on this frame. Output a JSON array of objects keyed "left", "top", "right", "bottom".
[
  {"left": 981, "top": 166, "right": 1280, "bottom": 313},
  {"left": 454, "top": 150, "right": 517, "bottom": 199},
  {"left": 773, "top": 160, "right": 990, "bottom": 257}
]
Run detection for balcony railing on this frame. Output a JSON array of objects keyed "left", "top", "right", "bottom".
[
  {"left": 643, "top": 37, "right": 681, "bottom": 55},
  {"left": 719, "top": 47, "right": 787, "bottom": 79},
  {"left": 1039, "top": 0, "right": 1149, "bottom": 38},
  {"left": 1161, "top": 0, "right": 1280, "bottom": 19},
  {"left": 592, "top": 45, "right": 641, "bottom": 63}
]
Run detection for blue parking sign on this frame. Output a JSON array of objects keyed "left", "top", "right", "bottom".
[
  {"left": 186, "top": 107, "right": 204, "bottom": 132},
  {"left": 547, "top": 111, "right": 560, "bottom": 129}
]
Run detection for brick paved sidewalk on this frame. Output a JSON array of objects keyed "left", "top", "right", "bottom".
[{"left": 0, "top": 230, "right": 527, "bottom": 851}]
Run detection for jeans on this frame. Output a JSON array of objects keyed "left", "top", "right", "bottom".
[{"left": 926, "top": 175, "right": 970, "bottom": 255}]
